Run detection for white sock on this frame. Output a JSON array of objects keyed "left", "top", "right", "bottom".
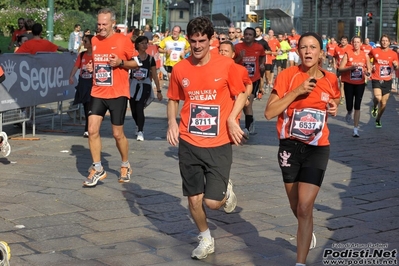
[
  {"left": 199, "top": 228, "right": 211, "bottom": 240},
  {"left": 295, "top": 263, "right": 306, "bottom": 266}
]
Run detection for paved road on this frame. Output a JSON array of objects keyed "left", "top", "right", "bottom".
[{"left": 1, "top": 81, "right": 398, "bottom": 266}]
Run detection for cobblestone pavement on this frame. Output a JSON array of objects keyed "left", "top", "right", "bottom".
[{"left": 1, "top": 82, "right": 398, "bottom": 266}]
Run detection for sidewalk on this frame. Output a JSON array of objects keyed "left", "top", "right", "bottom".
[{"left": 0, "top": 83, "right": 398, "bottom": 266}]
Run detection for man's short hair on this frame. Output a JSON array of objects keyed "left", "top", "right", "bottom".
[
  {"left": 186, "top": 17, "right": 214, "bottom": 40},
  {"left": 98, "top": 8, "right": 116, "bottom": 21},
  {"left": 220, "top": 41, "right": 235, "bottom": 52},
  {"left": 32, "top": 23, "right": 43, "bottom": 36},
  {"left": 25, "top": 18, "right": 35, "bottom": 31}
]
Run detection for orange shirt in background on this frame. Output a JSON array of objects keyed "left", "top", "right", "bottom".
[
  {"left": 326, "top": 42, "right": 337, "bottom": 57},
  {"left": 340, "top": 50, "right": 368, "bottom": 84},
  {"left": 234, "top": 42, "right": 266, "bottom": 82},
  {"left": 11, "top": 28, "right": 26, "bottom": 42},
  {"left": 266, "top": 38, "right": 280, "bottom": 64},
  {"left": 361, "top": 44, "right": 373, "bottom": 56},
  {"left": 287, "top": 34, "right": 301, "bottom": 52},
  {"left": 16, "top": 39, "right": 58, "bottom": 54},
  {"left": 369, "top": 47, "right": 398, "bottom": 81}
]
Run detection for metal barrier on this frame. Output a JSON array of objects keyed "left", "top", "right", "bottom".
[{"left": 0, "top": 107, "right": 31, "bottom": 138}]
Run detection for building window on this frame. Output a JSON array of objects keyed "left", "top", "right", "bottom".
[{"left": 179, "top": 10, "right": 184, "bottom": 19}]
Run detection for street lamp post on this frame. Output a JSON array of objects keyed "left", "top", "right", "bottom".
[{"left": 379, "top": 0, "right": 382, "bottom": 38}]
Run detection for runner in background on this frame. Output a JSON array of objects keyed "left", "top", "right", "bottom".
[
  {"left": 334, "top": 36, "right": 353, "bottom": 105},
  {"left": 368, "top": 34, "right": 398, "bottom": 128}
]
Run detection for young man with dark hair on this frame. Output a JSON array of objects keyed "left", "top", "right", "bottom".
[{"left": 167, "top": 16, "right": 247, "bottom": 260}]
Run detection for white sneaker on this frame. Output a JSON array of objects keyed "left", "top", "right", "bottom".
[
  {"left": 191, "top": 236, "right": 214, "bottom": 260},
  {"left": 83, "top": 131, "right": 89, "bottom": 138},
  {"left": 224, "top": 179, "right": 237, "bottom": 213},
  {"left": 0, "top": 241, "right": 11, "bottom": 266},
  {"left": 353, "top": 127, "right": 359, "bottom": 138},
  {"left": 249, "top": 119, "right": 255, "bottom": 134},
  {"left": 309, "top": 232, "right": 316, "bottom": 250},
  {"left": 137, "top": 131, "right": 144, "bottom": 141},
  {"left": 0, "top": 132, "right": 11, "bottom": 157}
]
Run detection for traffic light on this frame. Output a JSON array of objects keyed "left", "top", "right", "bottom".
[{"left": 366, "top": 12, "right": 373, "bottom": 26}]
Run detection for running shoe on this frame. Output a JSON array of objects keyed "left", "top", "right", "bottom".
[
  {"left": 0, "top": 132, "right": 11, "bottom": 157},
  {"left": 191, "top": 236, "right": 215, "bottom": 260},
  {"left": 224, "top": 179, "right": 237, "bottom": 213},
  {"left": 371, "top": 107, "right": 378, "bottom": 118},
  {"left": 339, "top": 97, "right": 344, "bottom": 105},
  {"left": 353, "top": 127, "right": 359, "bottom": 138},
  {"left": 0, "top": 241, "right": 11, "bottom": 266},
  {"left": 375, "top": 120, "right": 382, "bottom": 128},
  {"left": 345, "top": 113, "right": 352, "bottom": 123},
  {"left": 83, "top": 132, "right": 89, "bottom": 138},
  {"left": 137, "top": 131, "right": 144, "bottom": 141},
  {"left": 309, "top": 232, "right": 316, "bottom": 250},
  {"left": 118, "top": 165, "right": 132, "bottom": 183},
  {"left": 243, "top": 128, "right": 250, "bottom": 140},
  {"left": 249, "top": 119, "right": 255, "bottom": 134},
  {"left": 83, "top": 166, "right": 107, "bottom": 187}
]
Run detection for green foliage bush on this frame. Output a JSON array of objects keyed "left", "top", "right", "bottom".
[{"left": 0, "top": 7, "right": 96, "bottom": 40}]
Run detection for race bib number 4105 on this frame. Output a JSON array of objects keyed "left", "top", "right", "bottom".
[{"left": 188, "top": 103, "right": 220, "bottom": 137}]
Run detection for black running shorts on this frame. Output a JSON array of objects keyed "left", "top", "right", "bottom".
[
  {"left": 89, "top": 96, "right": 128, "bottom": 126},
  {"left": 178, "top": 138, "right": 232, "bottom": 201},
  {"left": 372, "top": 79, "right": 393, "bottom": 96},
  {"left": 277, "top": 139, "right": 330, "bottom": 187}
]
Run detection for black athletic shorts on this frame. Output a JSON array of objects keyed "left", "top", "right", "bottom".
[
  {"left": 372, "top": 79, "right": 393, "bottom": 96},
  {"left": 178, "top": 138, "right": 232, "bottom": 201},
  {"left": 265, "top": 59, "right": 276, "bottom": 72},
  {"left": 275, "top": 59, "right": 287, "bottom": 69},
  {"left": 277, "top": 139, "right": 330, "bottom": 187},
  {"left": 89, "top": 96, "right": 128, "bottom": 126}
]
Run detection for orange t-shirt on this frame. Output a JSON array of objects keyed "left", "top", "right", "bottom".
[
  {"left": 167, "top": 54, "right": 246, "bottom": 148},
  {"left": 266, "top": 38, "right": 280, "bottom": 63},
  {"left": 16, "top": 39, "right": 58, "bottom": 54},
  {"left": 334, "top": 44, "right": 353, "bottom": 68},
  {"left": 369, "top": 47, "right": 397, "bottom": 81},
  {"left": 11, "top": 28, "right": 26, "bottom": 42},
  {"left": 360, "top": 44, "right": 373, "bottom": 55},
  {"left": 91, "top": 33, "right": 138, "bottom": 99},
  {"left": 234, "top": 42, "right": 266, "bottom": 82},
  {"left": 340, "top": 50, "right": 368, "bottom": 84},
  {"left": 0, "top": 66, "right": 4, "bottom": 76},
  {"left": 74, "top": 52, "right": 93, "bottom": 80},
  {"left": 326, "top": 42, "right": 337, "bottom": 57},
  {"left": 273, "top": 66, "right": 340, "bottom": 146},
  {"left": 287, "top": 34, "right": 301, "bottom": 52}
]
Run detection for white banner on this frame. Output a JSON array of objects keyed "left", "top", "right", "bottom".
[
  {"left": 0, "top": 53, "right": 77, "bottom": 112},
  {"left": 140, "top": 0, "right": 154, "bottom": 20}
]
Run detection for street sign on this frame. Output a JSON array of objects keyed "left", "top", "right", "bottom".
[
  {"left": 356, "top": 16, "right": 362, "bottom": 27},
  {"left": 140, "top": 0, "right": 153, "bottom": 20}
]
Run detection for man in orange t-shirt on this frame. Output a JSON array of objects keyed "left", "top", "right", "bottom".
[
  {"left": 8, "top": 18, "right": 26, "bottom": 51},
  {"left": 287, "top": 28, "right": 301, "bottom": 67},
  {"left": 167, "top": 16, "right": 247, "bottom": 260},
  {"left": 234, "top": 27, "right": 265, "bottom": 135},
  {"left": 369, "top": 34, "right": 399, "bottom": 127},
  {"left": 326, "top": 37, "right": 337, "bottom": 70},
  {"left": 83, "top": 8, "right": 139, "bottom": 187},
  {"left": 265, "top": 29, "right": 280, "bottom": 89},
  {"left": 16, "top": 23, "right": 69, "bottom": 54}
]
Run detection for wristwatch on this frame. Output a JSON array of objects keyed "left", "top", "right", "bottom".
[{"left": 119, "top": 60, "right": 124, "bottom": 66}]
